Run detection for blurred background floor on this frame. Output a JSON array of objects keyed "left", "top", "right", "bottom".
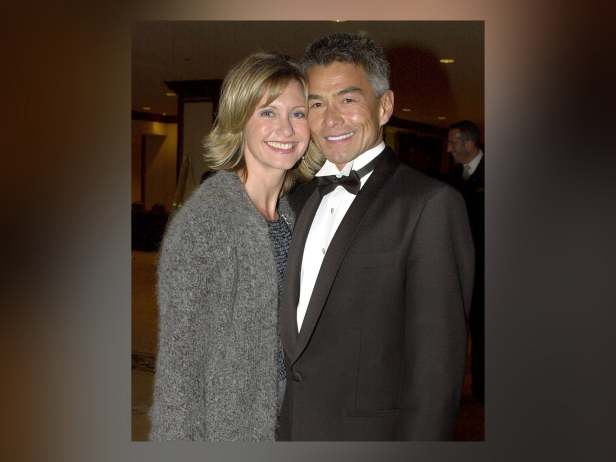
[
  {"left": 131, "top": 250, "right": 484, "bottom": 441},
  {"left": 131, "top": 251, "right": 158, "bottom": 442}
]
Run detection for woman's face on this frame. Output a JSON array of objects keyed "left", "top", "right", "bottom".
[{"left": 243, "top": 80, "right": 310, "bottom": 177}]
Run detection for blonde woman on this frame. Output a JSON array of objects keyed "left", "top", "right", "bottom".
[{"left": 149, "top": 52, "right": 322, "bottom": 441}]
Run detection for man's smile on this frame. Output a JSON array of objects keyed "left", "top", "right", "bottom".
[{"left": 326, "top": 132, "right": 354, "bottom": 141}]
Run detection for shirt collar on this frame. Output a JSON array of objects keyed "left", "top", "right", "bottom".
[
  {"left": 465, "top": 150, "right": 483, "bottom": 173},
  {"left": 316, "top": 142, "right": 386, "bottom": 177}
]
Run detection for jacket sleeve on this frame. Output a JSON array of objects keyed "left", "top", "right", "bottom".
[
  {"left": 148, "top": 213, "right": 228, "bottom": 441},
  {"left": 398, "top": 184, "right": 474, "bottom": 440}
]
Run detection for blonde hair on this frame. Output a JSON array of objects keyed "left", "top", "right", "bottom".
[{"left": 203, "top": 51, "right": 323, "bottom": 195}]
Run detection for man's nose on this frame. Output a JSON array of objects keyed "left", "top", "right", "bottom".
[{"left": 324, "top": 106, "right": 344, "bottom": 128}]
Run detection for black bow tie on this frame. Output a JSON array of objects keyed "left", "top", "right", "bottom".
[
  {"left": 316, "top": 151, "right": 384, "bottom": 197},
  {"left": 317, "top": 170, "right": 361, "bottom": 196}
]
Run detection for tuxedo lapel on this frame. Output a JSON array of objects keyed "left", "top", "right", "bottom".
[
  {"left": 280, "top": 187, "right": 321, "bottom": 361},
  {"left": 472, "top": 155, "right": 485, "bottom": 184},
  {"left": 289, "top": 148, "right": 400, "bottom": 364}
]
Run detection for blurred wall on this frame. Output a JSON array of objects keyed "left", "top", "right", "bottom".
[{"left": 131, "top": 120, "right": 177, "bottom": 211}]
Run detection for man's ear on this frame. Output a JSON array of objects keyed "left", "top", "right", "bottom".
[{"left": 379, "top": 90, "right": 394, "bottom": 126}]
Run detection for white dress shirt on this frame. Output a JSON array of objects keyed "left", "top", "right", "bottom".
[
  {"left": 296, "top": 142, "right": 386, "bottom": 331},
  {"left": 463, "top": 150, "right": 483, "bottom": 179}
]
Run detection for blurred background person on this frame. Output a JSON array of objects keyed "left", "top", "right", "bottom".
[{"left": 447, "top": 120, "right": 485, "bottom": 404}]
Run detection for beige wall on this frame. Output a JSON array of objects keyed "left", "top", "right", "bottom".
[
  {"left": 180, "top": 102, "right": 213, "bottom": 204},
  {"left": 131, "top": 120, "right": 178, "bottom": 211}
]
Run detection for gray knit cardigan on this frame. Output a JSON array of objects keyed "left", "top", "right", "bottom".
[{"left": 149, "top": 170, "right": 295, "bottom": 441}]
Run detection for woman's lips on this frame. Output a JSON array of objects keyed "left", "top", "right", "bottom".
[{"left": 266, "top": 141, "right": 298, "bottom": 152}]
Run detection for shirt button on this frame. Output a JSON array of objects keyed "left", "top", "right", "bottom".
[
  {"left": 322, "top": 248, "right": 326, "bottom": 254},
  {"left": 331, "top": 208, "right": 334, "bottom": 214},
  {"left": 292, "top": 372, "right": 302, "bottom": 382}
]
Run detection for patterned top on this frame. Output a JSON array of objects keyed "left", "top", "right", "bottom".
[{"left": 267, "top": 214, "right": 291, "bottom": 382}]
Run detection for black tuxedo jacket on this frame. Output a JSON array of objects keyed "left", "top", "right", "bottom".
[
  {"left": 460, "top": 155, "right": 484, "bottom": 256},
  {"left": 279, "top": 147, "right": 474, "bottom": 441}
]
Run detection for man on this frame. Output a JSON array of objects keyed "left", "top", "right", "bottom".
[
  {"left": 447, "top": 120, "right": 485, "bottom": 404},
  {"left": 279, "top": 33, "right": 474, "bottom": 441}
]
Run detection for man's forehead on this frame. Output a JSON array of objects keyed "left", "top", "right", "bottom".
[
  {"left": 448, "top": 129, "right": 462, "bottom": 139},
  {"left": 307, "top": 62, "right": 371, "bottom": 92},
  {"left": 309, "top": 60, "right": 364, "bottom": 70},
  {"left": 308, "top": 62, "right": 366, "bottom": 79}
]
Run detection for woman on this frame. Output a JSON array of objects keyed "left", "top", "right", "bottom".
[{"left": 149, "top": 51, "right": 322, "bottom": 441}]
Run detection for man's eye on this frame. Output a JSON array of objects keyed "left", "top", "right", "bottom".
[{"left": 310, "top": 102, "right": 323, "bottom": 108}]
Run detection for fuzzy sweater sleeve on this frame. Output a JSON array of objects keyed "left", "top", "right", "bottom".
[
  {"left": 149, "top": 172, "right": 297, "bottom": 441},
  {"left": 148, "top": 205, "right": 233, "bottom": 441}
]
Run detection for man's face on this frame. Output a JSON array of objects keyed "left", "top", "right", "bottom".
[
  {"left": 307, "top": 62, "right": 393, "bottom": 170},
  {"left": 447, "top": 129, "right": 475, "bottom": 164}
]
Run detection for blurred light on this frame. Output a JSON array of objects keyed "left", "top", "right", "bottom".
[
  {"left": 440, "top": 59, "right": 454, "bottom": 63},
  {"left": 402, "top": 108, "right": 411, "bottom": 112},
  {"left": 166, "top": 93, "right": 176, "bottom": 97},
  {"left": 438, "top": 116, "right": 446, "bottom": 120},
  {"left": 331, "top": 20, "right": 347, "bottom": 22},
  {"left": 143, "top": 107, "right": 151, "bottom": 111}
]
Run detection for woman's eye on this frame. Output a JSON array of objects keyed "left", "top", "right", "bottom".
[
  {"left": 260, "top": 110, "right": 274, "bottom": 117},
  {"left": 292, "top": 111, "right": 306, "bottom": 118}
]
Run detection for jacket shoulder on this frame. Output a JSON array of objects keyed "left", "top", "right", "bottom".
[{"left": 392, "top": 162, "right": 460, "bottom": 199}]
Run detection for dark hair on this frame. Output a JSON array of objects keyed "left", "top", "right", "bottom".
[
  {"left": 449, "top": 120, "right": 481, "bottom": 147},
  {"left": 301, "top": 32, "right": 390, "bottom": 98}
]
